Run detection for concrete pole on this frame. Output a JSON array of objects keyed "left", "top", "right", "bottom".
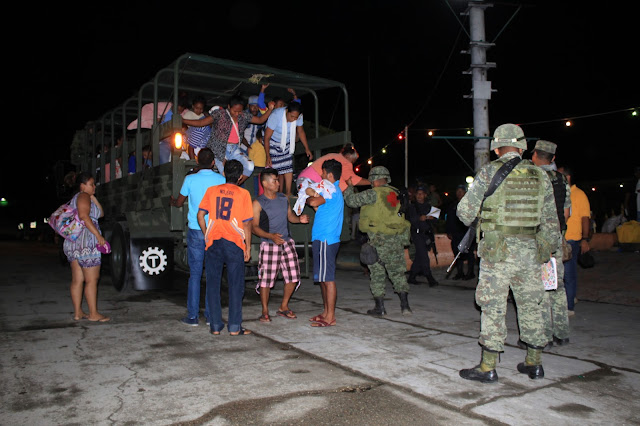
[
  {"left": 404, "top": 124, "right": 409, "bottom": 188},
  {"left": 466, "top": 1, "right": 494, "bottom": 172}
]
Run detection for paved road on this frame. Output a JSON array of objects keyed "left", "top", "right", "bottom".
[{"left": 1, "top": 240, "right": 638, "bottom": 425}]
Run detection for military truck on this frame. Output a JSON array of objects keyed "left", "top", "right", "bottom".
[{"left": 70, "top": 53, "right": 353, "bottom": 292}]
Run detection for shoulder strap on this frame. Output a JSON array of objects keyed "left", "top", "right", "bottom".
[{"left": 484, "top": 156, "right": 522, "bottom": 199}]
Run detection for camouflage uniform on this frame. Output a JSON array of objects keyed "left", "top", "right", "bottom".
[
  {"left": 534, "top": 140, "right": 571, "bottom": 344},
  {"left": 458, "top": 124, "right": 561, "bottom": 383},
  {"left": 344, "top": 166, "right": 412, "bottom": 315}
]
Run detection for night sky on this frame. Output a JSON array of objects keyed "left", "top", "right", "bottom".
[{"left": 4, "top": 1, "right": 638, "bottom": 224}]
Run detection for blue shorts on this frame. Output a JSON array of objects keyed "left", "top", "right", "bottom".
[{"left": 312, "top": 240, "right": 340, "bottom": 282}]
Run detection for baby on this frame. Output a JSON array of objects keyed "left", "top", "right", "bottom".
[{"left": 293, "top": 178, "right": 336, "bottom": 216}]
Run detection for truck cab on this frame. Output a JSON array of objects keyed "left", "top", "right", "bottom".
[{"left": 70, "top": 53, "right": 354, "bottom": 292}]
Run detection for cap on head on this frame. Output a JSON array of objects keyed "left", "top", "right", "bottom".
[
  {"left": 248, "top": 95, "right": 259, "bottom": 105},
  {"left": 415, "top": 185, "right": 427, "bottom": 193},
  {"left": 368, "top": 166, "right": 391, "bottom": 183},
  {"left": 533, "top": 139, "right": 557, "bottom": 155},
  {"left": 491, "top": 123, "right": 527, "bottom": 150}
]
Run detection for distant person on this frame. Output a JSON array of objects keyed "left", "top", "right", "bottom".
[
  {"left": 406, "top": 185, "right": 439, "bottom": 287},
  {"left": 263, "top": 101, "right": 313, "bottom": 197},
  {"left": 170, "top": 148, "right": 225, "bottom": 326},
  {"left": 557, "top": 165, "right": 591, "bottom": 317},
  {"left": 427, "top": 183, "right": 442, "bottom": 208},
  {"left": 457, "top": 124, "right": 560, "bottom": 383},
  {"left": 128, "top": 145, "right": 152, "bottom": 174},
  {"left": 251, "top": 168, "right": 310, "bottom": 322},
  {"left": 445, "top": 185, "right": 476, "bottom": 280},
  {"left": 197, "top": 160, "right": 254, "bottom": 336},
  {"left": 344, "top": 166, "right": 413, "bottom": 316},
  {"left": 63, "top": 172, "right": 110, "bottom": 323},
  {"left": 183, "top": 95, "right": 275, "bottom": 186},
  {"left": 306, "top": 159, "right": 343, "bottom": 327}
]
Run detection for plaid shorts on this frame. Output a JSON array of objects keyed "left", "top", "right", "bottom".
[{"left": 255, "top": 239, "right": 301, "bottom": 293}]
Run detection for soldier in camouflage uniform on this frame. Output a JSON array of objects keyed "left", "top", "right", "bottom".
[
  {"left": 530, "top": 140, "right": 571, "bottom": 347},
  {"left": 457, "top": 124, "right": 561, "bottom": 383},
  {"left": 344, "top": 166, "right": 412, "bottom": 316}
]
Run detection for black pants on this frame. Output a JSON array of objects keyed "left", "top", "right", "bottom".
[{"left": 410, "top": 233, "right": 433, "bottom": 277}]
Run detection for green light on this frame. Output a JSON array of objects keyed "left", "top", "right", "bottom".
[
  {"left": 632, "top": 110, "right": 638, "bottom": 117},
  {"left": 0, "top": 197, "right": 7, "bottom": 207}
]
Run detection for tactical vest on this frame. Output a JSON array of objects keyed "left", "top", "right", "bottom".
[
  {"left": 359, "top": 185, "right": 410, "bottom": 235},
  {"left": 480, "top": 160, "right": 545, "bottom": 235},
  {"left": 547, "top": 169, "right": 567, "bottom": 231}
]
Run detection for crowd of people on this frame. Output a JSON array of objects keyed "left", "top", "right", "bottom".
[{"left": 69, "top": 97, "right": 611, "bottom": 385}]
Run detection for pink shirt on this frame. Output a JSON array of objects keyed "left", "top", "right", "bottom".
[{"left": 298, "top": 153, "right": 362, "bottom": 192}]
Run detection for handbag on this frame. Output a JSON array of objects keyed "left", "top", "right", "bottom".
[
  {"left": 561, "top": 237, "right": 573, "bottom": 262},
  {"left": 49, "top": 202, "right": 85, "bottom": 241}
]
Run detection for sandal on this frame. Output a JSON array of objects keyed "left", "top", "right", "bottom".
[
  {"left": 230, "top": 328, "right": 252, "bottom": 336},
  {"left": 310, "top": 319, "right": 336, "bottom": 327},
  {"left": 276, "top": 310, "right": 297, "bottom": 319},
  {"left": 259, "top": 314, "right": 272, "bottom": 323},
  {"left": 309, "top": 314, "right": 324, "bottom": 322},
  {"left": 210, "top": 330, "right": 221, "bottom": 336}
]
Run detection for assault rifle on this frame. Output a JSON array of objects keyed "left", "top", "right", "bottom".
[
  {"left": 446, "top": 156, "right": 522, "bottom": 274},
  {"left": 446, "top": 220, "right": 476, "bottom": 273}
]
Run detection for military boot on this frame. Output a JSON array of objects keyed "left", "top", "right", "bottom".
[
  {"left": 367, "top": 297, "right": 386, "bottom": 316},
  {"left": 459, "top": 348, "right": 499, "bottom": 383},
  {"left": 398, "top": 292, "right": 412, "bottom": 316},
  {"left": 517, "top": 345, "right": 545, "bottom": 379}
]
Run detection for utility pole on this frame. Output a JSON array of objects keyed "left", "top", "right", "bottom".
[{"left": 462, "top": 1, "right": 496, "bottom": 172}]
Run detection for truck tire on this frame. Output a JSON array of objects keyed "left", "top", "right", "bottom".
[{"left": 110, "top": 222, "right": 131, "bottom": 293}]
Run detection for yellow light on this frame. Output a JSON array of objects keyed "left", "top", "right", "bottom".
[
  {"left": 444, "top": 192, "right": 449, "bottom": 197},
  {"left": 30, "top": 221, "right": 37, "bottom": 229},
  {"left": 466, "top": 130, "right": 471, "bottom": 135},
  {"left": 632, "top": 110, "right": 638, "bottom": 117},
  {"left": 367, "top": 159, "right": 372, "bottom": 165},
  {"left": 465, "top": 176, "right": 474, "bottom": 184},
  {"left": 565, "top": 120, "right": 572, "bottom": 127},
  {"left": 381, "top": 148, "right": 386, "bottom": 154},
  {"left": 620, "top": 184, "right": 624, "bottom": 188},
  {"left": 428, "top": 130, "right": 434, "bottom": 137},
  {"left": 174, "top": 132, "right": 183, "bottom": 149}
]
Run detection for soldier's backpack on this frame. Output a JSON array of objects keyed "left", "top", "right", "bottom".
[{"left": 394, "top": 187, "right": 411, "bottom": 216}]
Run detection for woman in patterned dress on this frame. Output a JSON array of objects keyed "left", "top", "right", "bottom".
[{"left": 63, "top": 172, "right": 110, "bottom": 322}]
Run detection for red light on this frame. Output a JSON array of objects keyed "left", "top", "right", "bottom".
[
  {"left": 355, "top": 166, "right": 360, "bottom": 172},
  {"left": 397, "top": 133, "right": 404, "bottom": 140}
]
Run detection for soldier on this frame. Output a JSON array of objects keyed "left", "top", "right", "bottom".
[
  {"left": 344, "top": 166, "right": 412, "bottom": 316},
  {"left": 526, "top": 140, "right": 571, "bottom": 347},
  {"left": 457, "top": 124, "right": 560, "bottom": 383}
]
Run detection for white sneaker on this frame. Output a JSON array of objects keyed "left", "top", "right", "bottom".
[
  {"left": 574, "top": 297, "right": 578, "bottom": 304},
  {"left": 567, "top": 310, "right": 575, "bottom": 317}
]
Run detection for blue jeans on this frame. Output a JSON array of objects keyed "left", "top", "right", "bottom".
[
  {"left": 205, "top": 238, "right": 246, "bottom": 333},
  {"left": 564, "top": 240, "right": 581, "bottom": 311},
  {"left": 187, "top": 229, "right": 209, "bottom": 320},
  {"left": 215, "top": 144, "right": 254, "bottom": 178}
]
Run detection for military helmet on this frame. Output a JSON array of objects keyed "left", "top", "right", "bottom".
[
  {"left": 491, "top": 123, "right": 527, "bottom": 150},
  {"left": 369, "top": 166, "right": 391, "bottom": 183}
]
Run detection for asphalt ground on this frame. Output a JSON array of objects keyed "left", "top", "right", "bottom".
[{"left": 0, "top": 239, "right": 638, "bottom": 425}]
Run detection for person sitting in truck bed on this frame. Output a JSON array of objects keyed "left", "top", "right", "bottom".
[{"left": 182, "top": 95, "right": 275, "bottom": 186}]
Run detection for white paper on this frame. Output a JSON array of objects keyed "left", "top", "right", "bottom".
[{"left": 428, "top": 206, "right": 441, "bottom": 219}]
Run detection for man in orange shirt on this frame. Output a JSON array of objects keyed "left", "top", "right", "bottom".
[
  {"left": 198, "top": 160, "right": 254, "bottom": 336},
  {"left": 558, "top": 166, "right": 591, "bottom": 317},
  {"left": 296, "top": 144, "right": 370, "bottom": 193}
]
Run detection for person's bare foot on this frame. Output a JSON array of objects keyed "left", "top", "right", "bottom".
[
  {"left": 73, "top": 312, "right": 88, "bottom": 321},
  {"left": 87, "top": 314, "right": 111, "bottom": 322}
]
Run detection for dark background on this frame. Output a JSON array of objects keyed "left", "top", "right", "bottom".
[{"left": 3, "top": 1, "right": 638, "bottom": 231}]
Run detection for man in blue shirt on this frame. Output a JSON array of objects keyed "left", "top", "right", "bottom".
[
  {"left": 170, "top": 148, "right": 226, "bottom": 326},
  {"left": 305, "top": 159, "right": 343, "bottom": 327}
]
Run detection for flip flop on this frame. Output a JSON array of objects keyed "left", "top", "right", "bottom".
[
  {"left": 73, "top": 314, "right": 88, "bottom": 321},
  {"left": 310, "top": 319, "right": 336, "bottom": 327},
  {"left": 230, "top": 328, "right": 252, "bottom": 336},
  {"left": 259, "top": 314, "right": 272, "bottom": 323},
  {"left": 88, "top": 316, "right": 111, "bottom": 322},
  {"left": 210, "top": 330, "right": 221, "bottom": 336},
  {"left": 309, "top": 314, "right": 324, "bottom": 322},
  {"left": 276, "top": 310, "right": 297, "bottom": 319}
]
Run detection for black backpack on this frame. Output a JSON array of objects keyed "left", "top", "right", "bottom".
[{"left": 394, "top": 187, "right": 411, "bottom": 216}]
